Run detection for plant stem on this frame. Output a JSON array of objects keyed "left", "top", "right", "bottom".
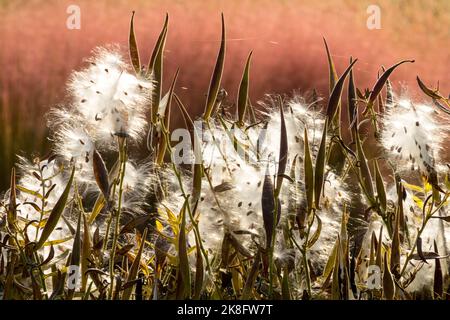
[{"left": 108, "top": 138, "right": 127, "bottom": 299}]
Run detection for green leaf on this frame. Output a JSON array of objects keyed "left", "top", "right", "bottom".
[
  {"left": 93, "top": 150, "right": 109, "bottom": 199},
  {"left": 390, "top": 210, "right": 400, "bottom": 278},
  {"left": 347, "top": 57, "right": 358, "bottom": 137},
  {"left": 356, "top": 133, "right": 375, "bottom": 203},
  {"left": 88, "top": 194, "right": 105, "bottom": 225},
  {"left": 242, "top": 250, "right": 261, "bottom": 300},
  {"left": 203, "top": 13, "right": 226, "bottom": 121},
  {"left": 35, "top": 167, "right": 75, "bottom": 250},
  {"left": 128, "top": 11, "right": 140, "bottom": 75},
  {"left": 7, "top": 167, "right": 17, "bottom": 231},
  {"left": 374, "top": 160, "right": 387, "bottom": 212},
  {"left": 122, "top": 228, "right": 148, "bottom": 300},
  {"left": 262, "top": 170, "right": 276, "bottom": 250},
  {"left": 177, "top": 201, "right": 191, "bottom": 299},
  {"left": 237, "top": 51, "right": 252, "bottom": 126},
  {"left": 16, "top": 185, "right": 43, "bottom": 199},
  {"left": 375, "top": 226, "right": 383, "bottom": 269},
  {"left": 67, "top": 208, "right": 82, "bottom": 299},
  {"left": 331, "top": 236, "right": 342, "bottom": 299},
  {"left": 120, "top": 215, "right": 152, "bottom": 235},
  {"left": 307, "top": 214, "right": 322, "bottom": 248},
  {"left": 385, "top": 72, "right": 394, "bottom": 105},
  {"left": 326, "top": 59, "right": 358, "bottom": 123},
  {"left": 193, "top": 233, "right": 204, "bottom": 300},
  {"left": 417, "top": 76, "right": 441, "bottom": 100},
  {"left": 148, "top": 13, "right": 169, "bottom": 123},
  {"left": 382, "top": 251, "right": 395, "bottom": 300},
  {"left": 433, "top": 240, "right": 443, "bottom": 299},
  {"left": 81, "top": 213, "right": 91, "bottom": 292},
  {"left": 323, "top": 38, "right": 338, "bottom": 94},
  {"left": 314, "top": 118, "right": 328, "bottom": 208},
  {"left": 303, "top": 128, "right": 314, "bottom": 211},
  {"left": 276, "top": 99, "right": 288, "bottom": 195},
  {"left": 369, "top": 231, "right": 377, "bottom": 266},
  {"left": 156, "top": 68, "right": 179, "bottom": 165},
  {"left": 363, "top": 60, "right": 414, "bottom": 115},
  {"left": 281, "top": 266, "right": 291, "bottom": 300}
]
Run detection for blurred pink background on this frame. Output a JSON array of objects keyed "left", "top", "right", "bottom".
[{"left": 0, "top": 0, "right": 449, "bottom": 188}]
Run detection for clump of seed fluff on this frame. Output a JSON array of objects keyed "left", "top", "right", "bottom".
[
  {"left": 0, "top": 156, "right": 75, "bottom": 259},
  {"left": 381, "top": 96, "right": 446, "bottom": 179},
  {"left": 375, "top": 95, "right": 450, "bottom": 295},
  {"left": 159, "top": 95, "right": 350, "bottom": 281},
  {"left": 1, "top": 47, "right": 155, "bottom": 261}
]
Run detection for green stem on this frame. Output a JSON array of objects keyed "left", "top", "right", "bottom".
[
  {"left": 108, "top": 138, "right": 127, "bottom": 299},
  {"left": 399, "top": 193, "right": 449, "bottom": 279}
]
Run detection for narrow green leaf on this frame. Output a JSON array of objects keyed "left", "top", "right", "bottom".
[
  {"left": 417, "top": 76, "right": 441, "bottom": 100},
  {"left": 391, "top": 210, "right": 400, "bottom": 278},
  {"left": 304, "top": 128, "right": 314, "bottom": 211},
  {"left": 156, "top": 68, "right": 179, "bottom": 165},
  {"left": 7, "top": 167, "right": 17, "bottom": 230},
  {"left": 242, "top": 249, "right": 261, "bottom": 299},
  {"left": 35, "top": 167, "right": 75, "bottom": 250},
  {"left": 375, "top": 226, "right": 383, "bottom": 269},
  {"left": 177, "top": 201, "right": 191, "bottom": 299},
  {"left": 276, "top": 99, "right": 288, "bottom": 195},
  {"left": 148, "top": 13, "right": 169, "bottom": 123},
  {"left": 363, "top": 60, "right": 414, "bottom": 115},
  {"left": 281, "top": 266, "right": 291, "bottom": 300},
  {"left": 374, "top": 160, "right": 387, "bottom": 212},
  {"left": 93, "top": 150, "right": 109, "bottom": 199},
  {"left": 193, "top": 234, "right": 204, "bottom": 300},
  {"left": 433, "top": 240, "right": 443, "bottom": 299},
  {"left": 67, "top": 208, "right": 82, "bottom": 299},
  {"left": 385, "top": 73, "right": 394, "bottom": 105},
  {"left": 356, "top": 134, "right": 375, "bottom": 202},
  {"left": 88, "top": 195, "right": 105, "bottom": 225},
  {"left": 326, "top": 59, "right": 358, "bottom": 123},
  {"left": 323, "top": 38, "right": 338, "bottom": 94},
  {"left": 129, "top": 11, "right": 140, "bottom": 75},
  {"left": 16, "top": 185, "right": 43, "bottom": 199},
  {"left": 331, "top": 236, "right": 342, "bottom": 299},
  {"left": 262, "top": 170, "right": 276, "bottom": 250},
  {"left": 237, "top": 51, "right": 252, "bottom": 126},
  {"left": 369, "top": 231, "right": 377, "bottom": 266},
  {"left": 307, "top": 214, "right": 322, "bottom": 248},
  {"left": 314, "top": 118, "right": 328, "bottom": 208},
  {"left": 81, "top": 213, "right": 91, "bottom": 292},
  {"left": 204, "top": 13, "right": 226, "bottom": 121},
  {"left": 382, "top": 251, "right": 395, "bottom": 300},
  {"left": 348, "top": 57, "right": 358, "bottom": 137},
  {"left": 123, "top": 228, "right": 148, "bottom": 300},
  {"left": 120, "top": 215, "right": 152, "bottom": 235},
  {"left": 322, "top": 240, "right": 337, "bottom": 281}
]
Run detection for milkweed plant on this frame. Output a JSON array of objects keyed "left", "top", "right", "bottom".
[{"left": 1, "top": 12, "right": 450, "bottom": 300}]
